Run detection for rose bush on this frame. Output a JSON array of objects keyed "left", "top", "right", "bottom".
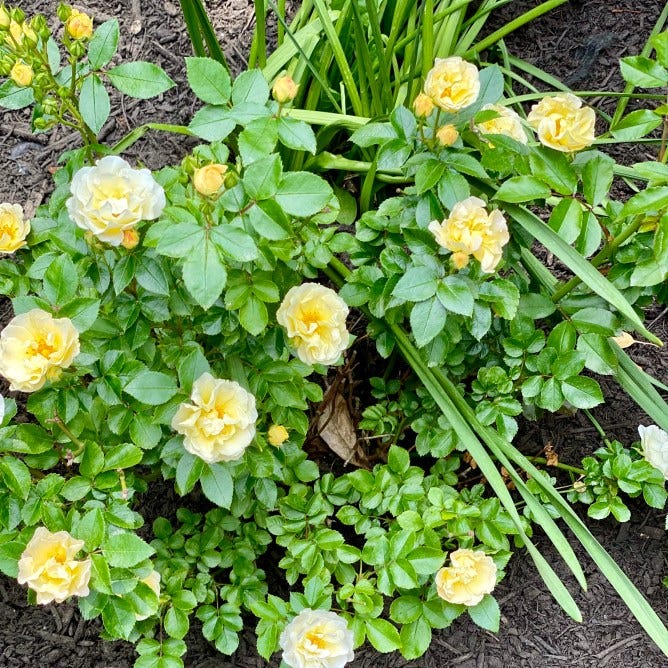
[{"left": 0, "top": 4, "right": 666, "bottom": 667}]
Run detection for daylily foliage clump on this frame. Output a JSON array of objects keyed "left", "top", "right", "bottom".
[{"left": 0, "top": 3, "right": 668, "bottom": 667}]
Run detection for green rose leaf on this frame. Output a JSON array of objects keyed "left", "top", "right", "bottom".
[
  {"left": 123, "top": 370, "right": 178, "bottom": 405},
  {"left": 185, "top": 56, "right": 231, "bottom": 105},
  {"left": 468, "top": 595, "right": 500, "bottom": 632},
  {"left": 561, "top": 376, "right": 604, "bottom": 409},
  {"left": 275, "top": 172, "right": 333, "bottom": 217},
  {"left": 200, "top": 463, "right": 233, "bottom": 509},
  {"left": 79, "top": 74, "right": 111, "bottom": 135},
  {"left": 103, "top": 532, "right": 154, "bottom": 568},
  {"left": 365, "top": 618, "right": 402, "bottom": 653},
  {"left": 182, "top": 237, "right": 227, "bottom": 309},
  {"left": 107, "top": 62, "right": 175, "bottom": 99},
  {"left": 88, "top": 19, "right": 120, "bottom": 69}
]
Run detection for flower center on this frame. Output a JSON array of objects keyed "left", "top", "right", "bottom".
[{"left": 30, "top": 334, "right": 57, "bottom": 359}]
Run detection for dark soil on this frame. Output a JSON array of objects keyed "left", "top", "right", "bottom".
[{"left": 1, "top": 1, "right": 667, "bottom": 667}]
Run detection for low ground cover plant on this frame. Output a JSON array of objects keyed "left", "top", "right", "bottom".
[{"left": 0, "top": 2, "right": 667, "bottom": 667}]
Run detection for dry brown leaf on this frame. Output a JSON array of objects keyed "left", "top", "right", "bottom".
[
  {"left": 544, "top": 441, "right": 559, "bottom": 467},
  {"left": 317, "top": 391, "right": 368, "bottom": 468}
]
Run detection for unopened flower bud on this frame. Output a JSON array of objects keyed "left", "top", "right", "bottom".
[
  {"left": 436, "top": 124, "right": 459, "bottom": 147},
  {"left": 413, "top": 93, "right": 435, "bottom": 118},
  {"left": 10, "top": 7, "right": 25, "bottom": 23},
  {"left": 10, "top": 60, "right": 33, "bottom": 86},
  {"left": 451, "top": 251, "right": 470, "bottom": 270},
  {"left": 69, "top": 39, "right": 86, "bottom": 58},
  {"left": 121, "top": 229, "right": 140, "bottom": 249},
  {"left": 268, "top": 424, "right": 289, "bottom": 446},
  {"left": 66, "top": 9, "right": 93, "bottom": 40},
  {"left": 0, "top": 5, "right": 10, "bottom": 29},
  {"left": 31, "top": 15, "right": 49, "bottom": 40},
  {"left": 272, "top": 75, "right": 299, "bottom": 104},
  {"left": 193, "top": 163, "right": 227, "bottom": 197},
  {"left": 57, "top": 3, "right": 72, "bottom": 22}
]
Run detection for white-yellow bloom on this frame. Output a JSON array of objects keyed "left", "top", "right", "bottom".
[
  {"left": 277, "top": 283, "right": 350, "bottom": 366},
  {"left": 0, "top": 203, "right": 30, "bottom": 253},
  {"left": 527, "top": 93, "right": 595, "bottom": 152},
  {"left": 67, "top": 155, "right": 165, "bottom": 246},
  {"left": 435, "top": 548, "right": 497, "bottom": 607},
  {"left": 66, "top": 9, "right": 93, "bottom": 40},
  {"left": 423, "top": 57, "right": 480, "bottom": 112},
  {"left": 193, "top": 163, "right": 227, "bottom": 196},
  {"left": 475, "top": 103, "right": 528, "bottom": 144},
  {"left": 280, "top": 608, "right": 354, "bottom": 668},
  {"left": 428, "top": 196, "right": 509, "bottom": 274},
  {"left": 0, "top": 309, "right": 80, "bottom": 393},
  {"left": 638, "top": 424, "right": 668, "bottom": 480},
  {"left": 17, "top": 527, "right": 91, "bottom": 605},
  {"left": 172, "top": 372, "right": 257, "bottom": 464}
]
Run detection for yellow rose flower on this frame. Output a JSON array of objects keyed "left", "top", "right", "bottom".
[
  {"left": 67, "top": 155, "right": 166, "bottom": 246},
  {"left": 280, "top": 608, "right": 355, "bottom": 668},
  {"left": 17, "top": 527, "right": 91, "bottom": 605},
  {"left": 10, "top": 60, "right": 33, "bottom": 87},
  {"left": 527, "top": 93, "right": 595, "bottom": 153},
  {"left": 435, "top": 124, "right": 459, "bottom": 147},
  {"left": 428, "top": 196, "right": 509, "bottom": 274},
  {"left": 66, "top": 9, "right": 93, "bottom": 40},
  {"left": 435, "top": 548, "right": 497, "bottom": 606},
  {"left": 475, "top": 103, "right": 528, "bottom": 144},
  {"left": 272, "top": 74, "right": 299, "bottom": 104},
  {"left": 193, "top": 163, "right": 228, "bottom": 197},
  {"left": 268, "top": 424, "right": 289, "bottom": 446},
  {"left": 0, "top": 203, "right": 30, "bottom": 253},
  {"left": 172, "top": 372, "right": 258, "bottom": 464},
  {"left": 276, "top": 283, "right": 350, "bottom": 366},
  {"left": 0, "top": 309, "right": 80, "bottom": 393},
  {"left": 423, "top": 57, "right": 480, "bottom": 112},
  {"left": 413, "top": 93, "right": 435, "bottom": 118}
]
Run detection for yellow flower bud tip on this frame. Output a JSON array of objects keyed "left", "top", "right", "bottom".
[
  {"left": 121, "top": 229, "right": 140, "bottom": 249},
  {"left": 66, "top": 9, "right": 93, "bottom": 40},
  {"left": 436, "top": 124, "right": 459, "bottom": 147},
  {"left": 451, "top": 251, "right": 470, "bottom": 270},
  {"left": 272, "top": 75, "right": 299, "bottom": 104},
  {"left": 10, "top": 60, "right": 33, "bottom": 87},
  {"left": 0, "top": 6, "right": 10, "bottom": 29},
  {"left": 193, "top": 163, "right": 228, "bottom": 197},
  {"left": 268, "top": 424, "right": 289, "bottom": 446},
  {"left": 413, "top": 93, "right": 435, "bottom": 118}
]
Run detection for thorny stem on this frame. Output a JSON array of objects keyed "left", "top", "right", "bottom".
[
  {"left": 51, "top": 414, "right": 85, "bottom": 455},
  {"left": 583, "top": 409, "right": 612, "bottom": 447},
  {"left": 527, "top": 456, "right": 586, "bottom": 476},
  {"left": 659, "top": 94, "right": 668, "bottom": 164}
]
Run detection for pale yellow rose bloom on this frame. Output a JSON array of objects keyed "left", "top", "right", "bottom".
[
  {"left": 475, "top": 103, "right": 528, "bottom": 144},
  {"left": 638, "top": 425, "right": 668, "bottom": 480},
  {"left": 435, "top": 124, "right": 459, "bottom": 147},
  {"left": 413, "top": 93, "right": 435, "bottom": 118},
  {"left": 17, "top": 527, "right": 91, "bottom": 605},
  {"left": 193, "top": 164, "right": 228, "bottom": 197},
  {"left": 136, "top": 569, "right": 161, "bottom": 620},
  {"left": 428, "top": 196, "right": 509, "bottom": 274},
  {"left": 66, "top": 9, "right": 93, "bottom": 40},
  {"left": 172, "top": 372, "right": 258, "bottom": 464},
  {"left": 268, "top": 424, "right": 289, "bottom": 446},
  {"left": 67, "top": 156, "right": 166, "bottom": 246},
  {"left": 10, "top": 60, "right": 33, "bottom": 87},
  {"left": 0, "top": 203, "right": 30, "bottom": 253},
  {"left": 423, "top": 57, "right": 480, "bottom": 112},
  {"left": 280, "top": 608, "right": 354, "bottom": 668},
  {"left": 277, "top": 283, "right": 350, "bottom": 366},
  {"left": 272, "top": 74, "right": 299, "bottom": 104},
  {"left": 0, "top": 309, "right": 80, "bottom": 393},
  {"left": 527, "top": 93, "right": 595, "bottom": 152},
  {"left": 435, "top": 548, "right": 497, "bottom": 606}
]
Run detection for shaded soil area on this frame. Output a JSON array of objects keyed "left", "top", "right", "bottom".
[{"left": 1, "top": 0, "right": 667, "bottom": 667}]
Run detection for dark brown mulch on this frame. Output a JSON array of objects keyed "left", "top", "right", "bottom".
[{"left": 1, "top": 0, "right": 667, "bottom": 667}]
